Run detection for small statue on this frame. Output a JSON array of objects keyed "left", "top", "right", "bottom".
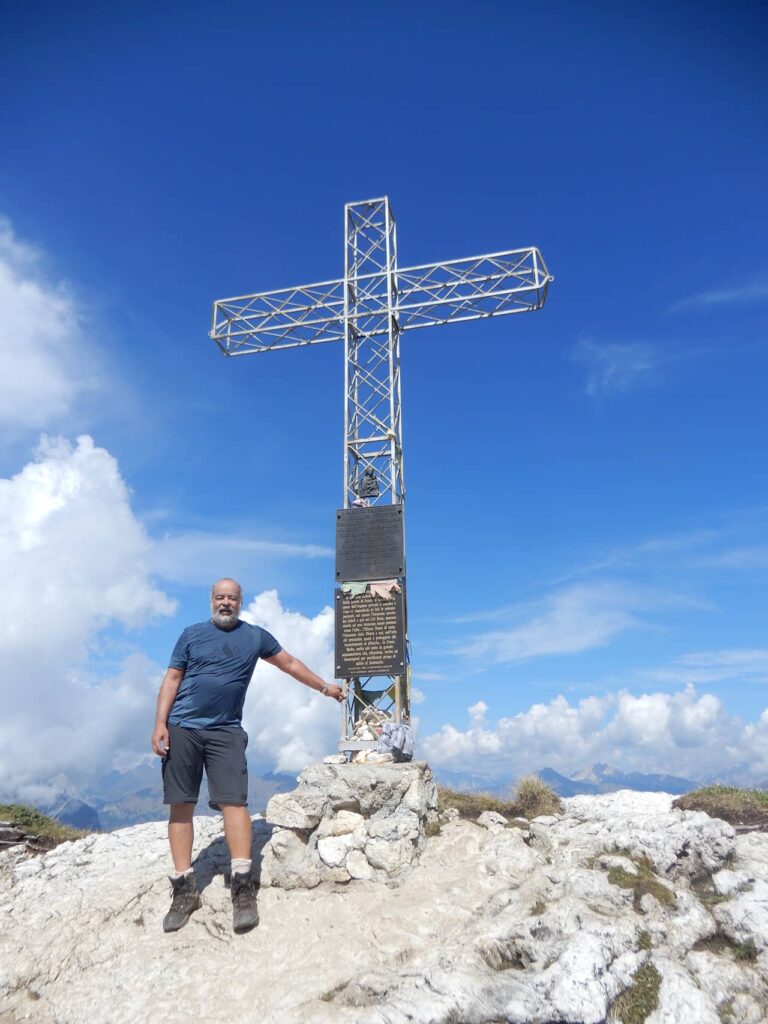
[{"left": 358, "top": 466, "right": 379, "bottom": 498}]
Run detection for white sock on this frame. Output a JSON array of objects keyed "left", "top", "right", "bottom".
[
  {"left": 231, "top": 857, "right": 252, "bottom": 877},
  {"left": 170, "top": 866, "right": 193, "bottom": 881}
]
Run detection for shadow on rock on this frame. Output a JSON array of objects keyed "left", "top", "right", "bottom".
[{"left": 192, "top": 817, "right": 274, "bottom": 893}]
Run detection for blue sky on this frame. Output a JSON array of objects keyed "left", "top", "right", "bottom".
[{"left": 1, "top": 0, "right": 766, "bottom": 796}]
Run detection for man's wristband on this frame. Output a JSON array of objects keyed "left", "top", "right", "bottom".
[{"left": 321, "top": 683, "right": 330, "bottom": 695}]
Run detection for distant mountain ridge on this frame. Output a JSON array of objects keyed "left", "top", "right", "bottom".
[
  {"left": 434, "top": 763, "right": 713, "bottom": 798},
  {"left": 568, "top": 763, "right": 697, "bottom": 795}
]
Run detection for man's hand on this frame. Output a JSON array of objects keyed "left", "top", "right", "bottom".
[
  {"left": 324, "top": 683, "right": 344, "bottom": 702},
  {"left": 151, "top": 724, "right": 170, "bottom": 756},
  {"left": 152, "top": 668, "right": 184, "bottom": 755}
]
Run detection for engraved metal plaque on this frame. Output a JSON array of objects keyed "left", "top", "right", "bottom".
[
  {"left": 335, "top": 504, "right": 404, "bottom": 581},
  {"left": 334, "top": 588, "right": 406, "bottom": 678}
]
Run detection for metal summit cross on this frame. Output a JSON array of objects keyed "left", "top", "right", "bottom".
[{"left": 210, "top": 196, "right": 553, "bottom": 748}]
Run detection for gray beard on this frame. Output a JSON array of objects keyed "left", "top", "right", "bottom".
[{"left": 212, "top": 611, "right": 239, "bottom": 629}]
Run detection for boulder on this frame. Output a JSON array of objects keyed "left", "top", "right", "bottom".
[
  {"left": 477, "top": 810, "right": 508, "bottom": 830},
  {"left": 266, "top": 789, "right": 328, "bottom": 830},
  {"left": 260, "top": 827, "right": 320, "bottom": 889},
  {"left": 259, "top": 761, "right": 438, "bottom": 889}
]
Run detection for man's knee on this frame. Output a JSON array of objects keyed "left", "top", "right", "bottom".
[
  {"left": 169, "top": 803, "right": 195, "bottom": 823},
  {"left": 220, "top": 803, "right": 249, "bottom": 816}
]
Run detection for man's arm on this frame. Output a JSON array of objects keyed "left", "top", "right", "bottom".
[
  {"left": 263, "top": 650, "right": 343, "bottom": 702},
  {"left": 151, "top": 667, "right": 185, "bottom": 755}
]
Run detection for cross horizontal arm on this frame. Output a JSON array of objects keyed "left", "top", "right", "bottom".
[
  {"left": 210, "top": 247, "right": 552, "bottom": 356},
  {"left": 397, "top": 248, "right": 552, "bottom": 331},
  {"left": 211, "top": 278, "right": 346, "bottom": 355}
]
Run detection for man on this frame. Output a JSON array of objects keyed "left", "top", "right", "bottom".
[{"left": 151, "top": 578, "right": 343, "bottom": 934}]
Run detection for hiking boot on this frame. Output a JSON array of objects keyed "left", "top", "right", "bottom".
[
  {"left": 231, "top": 872, "right": 259, "bottom": 933},
  {"left": 163, "top": 873, "right": 201, "bottom": 933}
]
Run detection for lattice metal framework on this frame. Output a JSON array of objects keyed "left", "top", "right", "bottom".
[{"left": 211, "top": 197, "right": 553, "bottom": 745}]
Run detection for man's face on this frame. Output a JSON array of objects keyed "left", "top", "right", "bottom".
[{"left": 210, "top": 580, "right": 242, "bottom": 629}]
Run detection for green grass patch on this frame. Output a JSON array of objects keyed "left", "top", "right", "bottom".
[
  {"left": 693, "top": 933, "right": 758, "bottom": 963},
  {"left": 637, "top": 930, "right": 652, "bottom": 950},
  {"left": 734, "top": 938, "right": 758, "bottom": 962},
  {"left": 437, "top": 774, "right": 563, "bottom": 822},
  {"left": 612, "top": 961, "right": 661, "bottom": 1024},
  {"left": 0, "top": 804, "right": 87, "bottom": 848},
  {"left": 673, "top": 786, "right": 768, "bottom": 828},
  {"left": 587, "top": 848, "right": 655, "bottom": 872},
  {"left": 607, "top": 861, "right": 677, "bottom": 911},
  {"left": 689, "top": 873, "right": 731, "bottom": 908}
]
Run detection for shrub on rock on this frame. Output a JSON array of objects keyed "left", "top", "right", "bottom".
[{"left": 512, "top": 775, "right": 563, "bottom": 818}]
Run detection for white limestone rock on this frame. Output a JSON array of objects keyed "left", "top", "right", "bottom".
[
  {"left": 639, "top": 885, "right": 716, "bottom": 956},
  {"left": 686, "top": 949, "right": 768, "bottom": 1023},
  {"left": 260, "top": 763, "right": 437, "bottom": 889},
  {"left": 260, "top": 827, "right": 320, "bottom": 889},
  {"left": 477, "top": 810, "right": 508, "bottom": 830},
  {"left": 364, "top": 836, "right": 415, "bottom": 875},
  {"left": 648, "top": 953, "right": 721, "bottom": 1024},
  {"left": 714, "top": 879, "right": 768, "bottom": 951},
  {"left": 596, "top": 853, "right": 639, "bottom": 874},
  {"left": 713, "top": 867, "right": 754, "bottom": 896},
  {"left": 531, "top": 790, "right": 736, "bottom": 880},
  {"left": 266, "top": 789, "right": 328, "bottom": 830},
  {"left": 0, "top": 843, "right": 28, "bottom": 886},
  {"left": 316, "top": 809, "right": 365, "bottom": 837},
  {"left": 299, "top": 761, "right": 437, "bottom": 821},
  {"left": 1, "top": 789, "right": 767, "bottom": 1024},
  {"left": 346, "top": 848, "right": 374, "bottom": 880},
  {"left": 365, "top": 810, "right": 420, "bottom": 843},
  {"left": 317, "top": 833, "right": 357, "bottom": 868}
]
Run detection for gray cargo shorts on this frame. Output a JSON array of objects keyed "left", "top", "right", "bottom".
[{"left": 162, "top": 724, "right": 248, "bottom": 809}]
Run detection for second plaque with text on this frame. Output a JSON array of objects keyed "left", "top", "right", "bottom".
[{"left": 334, "top": 588, "right": 406, "bottom": 678}]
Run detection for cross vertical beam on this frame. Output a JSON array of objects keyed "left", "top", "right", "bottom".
[
  {"left": 342, "top": 198, "right": 408, "bottom": 741},
  {"left": 344, "top": 198, "right": 404, "bottom": 507}
]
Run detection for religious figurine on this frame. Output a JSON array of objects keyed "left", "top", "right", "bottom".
[{"left": 358, "top": 466, "right": 379, "bottom": 498}]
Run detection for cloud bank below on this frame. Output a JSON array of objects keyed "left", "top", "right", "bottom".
[{"left": 422, "top": 686, "right": 768, "bottom": 781}]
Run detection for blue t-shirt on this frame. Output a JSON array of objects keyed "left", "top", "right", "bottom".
[{"left": 167, "top": 619, "right": 282, "bottom": 729}]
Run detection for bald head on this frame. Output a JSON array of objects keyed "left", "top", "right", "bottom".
[{"left": 210, "top": 578, "right": 243, "bottom": 630}]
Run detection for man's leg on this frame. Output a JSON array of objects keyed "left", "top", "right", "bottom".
[
  {"left": 223, "top": 804, "right": 258, "bottom": 933},
  {"left": 205, "top": 726, "right": 258, "bottom": 933},
  {"left": 161, "top": 727, "right": 204, "bottom": 932},
  {"left": 168, "top": 802, "right": 195, "bottom": 871},
  {"left": 221, "top": 804, "right": 252, "bottom": 861}
]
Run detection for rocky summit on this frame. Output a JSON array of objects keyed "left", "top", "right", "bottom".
[{"left": 0, "top": 776, "right": 766, "bottom": 1024}]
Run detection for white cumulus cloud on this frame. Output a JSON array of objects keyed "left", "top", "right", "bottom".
[
  {"left": 0, "top": 218, "right": 98, "bottom": 431},
  {"left": 422, "top": 685, "right": 768, "bottom": 781},
  {"left": 241, "top": 589, "right": 338, "bottom": 773},
  {"left": 0, "top": 435, "right": 175, "bottom": 799}
]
